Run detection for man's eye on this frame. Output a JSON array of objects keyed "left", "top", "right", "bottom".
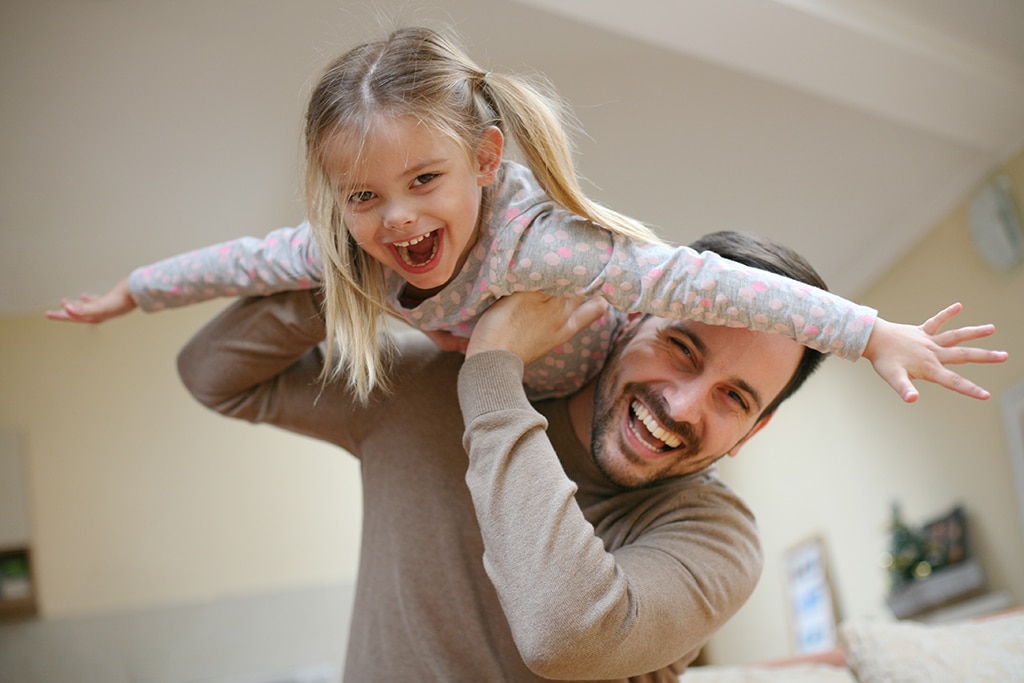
[
  {"left": 412, "top": 173, "right": 438, "bottom": 187},
  {"left": 670, "top": 338, "right": 692, "bottom": 357},
  {"left": 727, "top": 390, "right": 749, "bottom": 411},
  {"left": 348, "top": 190, "right": 375, "bottom": 204}
]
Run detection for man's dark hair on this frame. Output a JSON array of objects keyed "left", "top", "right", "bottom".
[{"left": 689, "top": 230, "right": 830, "bottom": 419}]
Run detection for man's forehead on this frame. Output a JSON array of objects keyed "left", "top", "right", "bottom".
[
  {"left": 648, "top": 317, "right": 706, "bottom": 341},
  {"left": 651, "top": 316, "right": 768, "bottom": 346}
]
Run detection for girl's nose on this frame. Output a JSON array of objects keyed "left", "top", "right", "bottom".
[{"left": 381, "top": 200, "right": 415, "bottom": 231}]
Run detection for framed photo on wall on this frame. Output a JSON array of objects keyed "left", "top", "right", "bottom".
[
  {"left": 1001, "top": 381, "right": 1024, "bottom": 537},
  {"left": 784, "top": 536, "right": 839, "bottom": 654}
]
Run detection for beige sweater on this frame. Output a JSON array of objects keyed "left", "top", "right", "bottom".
[{"left": 177, "top": 290, "right": 763, "bottom": 682}]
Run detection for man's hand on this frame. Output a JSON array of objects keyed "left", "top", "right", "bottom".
[
  {"left": 422, "top": 329, "right": 470, "bottom": 354},
  {"left": 467, "top": 292, "right": 610, "bottom": 365},
  {"left": 862, "top": 302, "right": 1008, "bottom": 402},
  {"left": 45, "top": 277, "right": 137, "bottom": 324}
]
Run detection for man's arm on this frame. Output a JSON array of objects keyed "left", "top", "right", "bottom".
[
  {"left": 176, "top": 290, "right": 364, "bottom": 450},
  {"left": 459, "top": 352, "right": 760, "bottom": 678},
  {"left": 458, "top": 294, "right": 761, "bottom": 678}
]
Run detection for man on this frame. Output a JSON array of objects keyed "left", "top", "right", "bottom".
[{"left": 176, "top": 231, "right": 996, "bottom": 682}]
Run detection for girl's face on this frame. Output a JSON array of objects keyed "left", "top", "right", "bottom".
[{"left": 328, "top": 116, "right": 503, "bottom": 297}]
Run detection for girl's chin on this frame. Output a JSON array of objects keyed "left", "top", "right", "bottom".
[{"left": 400, "top": 266, "right": 458, "bottom": 297}]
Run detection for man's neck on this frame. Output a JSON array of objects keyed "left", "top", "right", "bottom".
[{"left": 567, "top": 379, "right": 596, "bottom": 452}]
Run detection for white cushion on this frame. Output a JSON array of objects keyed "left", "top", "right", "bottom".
[
  {"left": 840, "top": 612, "right": 1024, "bottom": 683},
  {"left": 680, "top": 663, "right": 855, "bottom": 682}
]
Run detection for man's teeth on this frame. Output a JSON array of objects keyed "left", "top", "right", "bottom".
[{"left": 631, "top": 401, "right": 682, "bottom": 449}]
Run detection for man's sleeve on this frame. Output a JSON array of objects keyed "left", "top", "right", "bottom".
[
  {"left": 176, "top": 290, "right": 366, "bottom": 451},
  {"left": 458, "top": 351, "right": 763, "bottom": 679}
]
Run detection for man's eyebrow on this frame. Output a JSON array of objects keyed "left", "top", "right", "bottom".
[
  {"left": 673, "top": 324, "right": 763, "bottom": 412},
  {"left": 673, "top": 325, "right": 707, "bottom": 356},
  {"left": 733, "top": 377, "right": 763, "bottom": 413}
]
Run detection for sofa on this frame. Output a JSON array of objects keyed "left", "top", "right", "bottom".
[{"left": 681, "top": 608, "right": 1024, "bottom": 683}]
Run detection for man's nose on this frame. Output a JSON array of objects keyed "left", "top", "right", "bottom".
[{"left": 661, "top": 381, "right": 705, "bottom": 427}]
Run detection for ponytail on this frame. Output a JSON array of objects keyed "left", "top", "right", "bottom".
[{"left": 479, "top": 72, "right": 664, "bottom": 246}]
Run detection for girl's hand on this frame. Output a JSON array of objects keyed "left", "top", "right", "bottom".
[
  {"left": 862, "top": 303, "right": 1008, "bottom": 402},
  {"left": 45, "top": 277, "right": 137, "bottom": 324},
  {"left": 468, "top": 292, "right": 610, "bottom": 365}
]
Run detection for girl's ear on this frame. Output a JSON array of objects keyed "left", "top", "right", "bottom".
[{"left": 475, "top": 126, "right": 504, "bottom": 186}]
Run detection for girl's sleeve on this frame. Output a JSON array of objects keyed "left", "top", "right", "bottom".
[
  {"left": 128, "top": 221, "right": 323, "bottom": 312},
  {"left": 489, "top": 211, "right": 876, "bottom": 361}
]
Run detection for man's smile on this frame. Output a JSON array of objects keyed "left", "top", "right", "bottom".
[{"left": 629, "top": 399, "right": 684, "bottom": 455}]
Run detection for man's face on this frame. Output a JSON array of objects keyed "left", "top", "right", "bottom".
[{"left": 588, "top": 316, "right": 803, "bottom": 488}]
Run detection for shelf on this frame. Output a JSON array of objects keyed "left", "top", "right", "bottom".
[
  {"left": 885, "top": 558, "right": 984, "bottom": 619},
  {"left": 0, "top": 545, "right": 38, "bottom": 620},
  {"left": 914, "top": 591, "right": 1015, "bottom": 625}
]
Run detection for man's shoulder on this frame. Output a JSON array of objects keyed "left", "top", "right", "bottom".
[
  {"left": 387, "top": 328, "right": 465, "bottom": 377},
  {"left": 611, "top": 466, "right": 756, "bottom": 529},
  {"left": 657, "top": 466, "right": 752, "bottom": 513}
]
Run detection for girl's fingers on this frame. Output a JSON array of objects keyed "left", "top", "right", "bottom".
[
  {"left": 936, "top": 347, "right": 1009, "bottom": 366},
  {"left": 919, "top": 302, "right": 962, "bottom": 335},
  {"left": 930, "top": 369, "right": 990, "bottom": 400},
  {"left": 932, "top": 324, "right": 996, "bottom": 347}
]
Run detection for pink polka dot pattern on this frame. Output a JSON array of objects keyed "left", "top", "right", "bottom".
[
  {"left": 130, "top": 224, "right": 322, "bottom": 314},
  {"left": 130, "top": 162, "right": 877, "bottom": 400}
]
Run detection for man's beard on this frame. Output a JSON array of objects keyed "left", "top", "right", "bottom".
[{"left": 589, "top": 339, "right": 703, "bottom": 489}]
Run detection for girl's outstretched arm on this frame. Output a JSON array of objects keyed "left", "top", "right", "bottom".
[
  {"left": 46, "top": 222, "right": 322, "bottom": 324},
  {"left": 45, "top": 277, "right": 136, "bottom": 324},
  {"left": 862, "top": 302, "right": 1008, "bottom": 402}
]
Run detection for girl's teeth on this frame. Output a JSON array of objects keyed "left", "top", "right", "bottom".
[
  {"left": 394, "top": 230, "right": 438, "bottom": 267},
  {"left": 632, "top": 401, "right": 682, "bottom": 449},
  {"left": 394, "top": 233, "right": 428, "bottom": 248}
]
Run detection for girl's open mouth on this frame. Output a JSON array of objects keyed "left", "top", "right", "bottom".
[{"left": 394, "top": 230, "right": 440, "bottom": 270}]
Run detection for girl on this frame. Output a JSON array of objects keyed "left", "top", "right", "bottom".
[{"left": 48, "top": 27, "right": 1003, "bottom": 403}]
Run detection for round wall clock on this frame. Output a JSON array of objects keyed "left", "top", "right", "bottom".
[{"left": 968, "top": 173, "right": 1023, "bottom": 272}]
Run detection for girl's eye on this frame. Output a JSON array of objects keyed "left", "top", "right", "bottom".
[
  {"left": 412, "top": 173, "right": 438, "bottom": 187},
  {"left": 348, "top": 190, "right": 375, "bottom": 204}
]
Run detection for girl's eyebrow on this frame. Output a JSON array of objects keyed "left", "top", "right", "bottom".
[
  {"left": 403, "top": 157, "right": 448, "bottom": 176},
  {"left": 335, "top": 157, "right": 449, "bottom": 186}
]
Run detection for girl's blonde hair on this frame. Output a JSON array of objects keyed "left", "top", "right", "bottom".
[{"left": 305, "top": 26, "right": 663, "bottom": 401}]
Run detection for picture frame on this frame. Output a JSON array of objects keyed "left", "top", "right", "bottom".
[
  {"left": 783, "top": 535, "right": 839, "bottom": 654},
  {"left": 1001, "top": 380, "right": 1024, "bottom": 538}
]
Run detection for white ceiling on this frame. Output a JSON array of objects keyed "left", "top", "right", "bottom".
[{"left": 3, "top": 0, "right": 1023, "bottom": 318}]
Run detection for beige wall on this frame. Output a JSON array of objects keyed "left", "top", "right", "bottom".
[
  {"left": 707, "top": 146, "right": 1024, "bottom": 664},
  {"left": 3, "top": 154, "right": 1022, "bottom": 659},
  {"left": 4, "top": 152, "right": 1024, "bottom": 651},
  {"left": 0, "top": 303, "right": 362, "bottom": 617}
]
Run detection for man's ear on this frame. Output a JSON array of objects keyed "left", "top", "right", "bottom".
[
  {"left": 476, "top": 126, "right": 504, "bottom": 186},
  {"left": 610, "top": 311, "right": 646, "bottom": 346},
  {"left": 726, "top": 412, "right": 776, "bottom": 458}
]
